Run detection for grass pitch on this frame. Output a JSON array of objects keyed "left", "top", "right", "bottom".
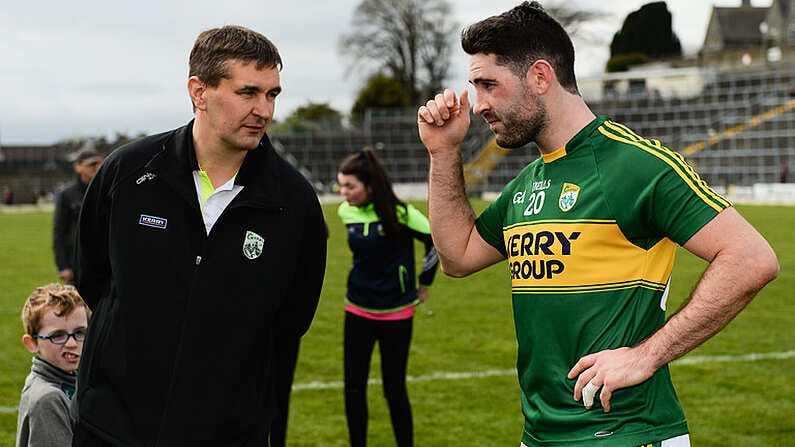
[{"left": 0, "top": 202, "right": 792, "bottom": 446}]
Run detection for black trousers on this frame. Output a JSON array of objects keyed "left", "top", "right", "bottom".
[
  {"left": 72, "top": 423, "right": 113, "bottom": 447},
  {"left": 267, "top": 337, "right": 301, "bottom": 447},
  {"left": 73, "top": 340, "right": 301, "bottom": 447},
  {"left": 344, "top": 312, "right": 413, "bottom": 447}
]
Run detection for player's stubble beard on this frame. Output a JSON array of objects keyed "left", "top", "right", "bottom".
[{"left": 491, "top": 88, "right": 548, "bottom": 149}]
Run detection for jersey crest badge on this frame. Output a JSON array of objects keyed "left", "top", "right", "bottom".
[
  {"left": 243, "top": 230, "right": 265, "bottom": 260},
  {"left": 558, "top": 183, "right": 580, "bottom": 212}
]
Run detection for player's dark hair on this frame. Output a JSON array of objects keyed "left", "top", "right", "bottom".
[
  {"left": 338, "top": 147, "right": 406, "bottom": 239},
  {"left": 461, "top": 1, "right": 579, "bottom": 95},
  {"left": 189, "top": 25, "right": 282, "bottom": 88}
]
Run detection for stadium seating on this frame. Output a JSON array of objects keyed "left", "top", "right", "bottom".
[{"left": 2, "top": 63, "right": 793, "bottom": 204}]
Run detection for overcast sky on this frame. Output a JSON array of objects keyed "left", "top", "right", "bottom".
[{"left": 0, "top": 0, "right": 770, "bottom": 144}]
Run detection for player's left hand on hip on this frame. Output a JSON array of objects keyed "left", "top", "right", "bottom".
[{"left": 566, "top": 346, "right": 656, "bottom": 412}]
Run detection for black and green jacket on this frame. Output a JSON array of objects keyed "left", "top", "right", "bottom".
[
  {"left": 74, "top": 121, "right": 327, "bottom": 446},
  {"left": 338, "top": 202, "right": 438, "bottom": 312}
]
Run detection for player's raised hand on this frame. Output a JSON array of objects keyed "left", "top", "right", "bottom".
[{"left": 417, "top": 89, "right": 471, "bottom": 154}]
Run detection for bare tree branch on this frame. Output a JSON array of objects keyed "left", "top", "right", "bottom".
[{"left": 339, "top": 0, "right": 458, "bottom": 105}]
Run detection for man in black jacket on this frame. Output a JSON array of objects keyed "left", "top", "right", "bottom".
[
  {"left": 52, "top": 147, "right": 103, "bottom": 284},
  {"left": 73, "top": 25, "right": 328, "bottom": 447}
]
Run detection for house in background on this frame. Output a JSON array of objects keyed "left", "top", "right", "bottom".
[
  {"left": 761, "top": 0, "right": 795, "bottom": 61},
  {"left": 578, "top": 64, "right": 718, "bottom": 102},
  {"left": 700, "top": 0, "right": 795, "bottom": 69},
  {"left": 581, "top": 0, "right": 795, "bottom": 102}
]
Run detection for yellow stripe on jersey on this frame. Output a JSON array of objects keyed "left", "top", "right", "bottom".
[
  {"left": 503, "top": 220, "right": 675, "bottom": 294},
  {"left": 513, "top": 279, "right": 668, "bottom": 294},
  {"left": 599, "top": 121, "right": 730, "bottom": 212},
  {"left": 505, "top": 218, "right": 615, "bottom": 231}
]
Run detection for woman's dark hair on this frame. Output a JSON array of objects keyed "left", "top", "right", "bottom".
[
  {"left": 461, "top": 1, "right": 579, "bottom": 95},
  {"left": 338, "top": 147, "right": 406, "bottom": 239}
]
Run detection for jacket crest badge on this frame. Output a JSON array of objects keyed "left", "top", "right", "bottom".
[
  {"left": 558, "top": 182, "right": 580, "bottom": 212},
  {"left": 243, "top": 230, "right": 265, "bottom": 260}
]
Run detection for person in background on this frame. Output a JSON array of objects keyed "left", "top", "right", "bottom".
[
  {"left": 337, "top": 147, "right": 439, "bottom": 447},
  {"left": 417, "top": 2, "right": 779, "bottom": 446},
  {"left": 72, "top": 25, "right": 327, "bottom": 446},
  {"left": 52, "top": 147, "right": 103, "bottom": 284},
  {"left": 17, "top": 283, "right": 91, "bottom": 447},
  {"left": 3, "top": 185, "right": 15, "bottom": 205}
]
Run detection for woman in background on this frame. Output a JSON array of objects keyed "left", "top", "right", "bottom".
[{"left": 337, "top": 147, "right": 438, "bottom": 447}]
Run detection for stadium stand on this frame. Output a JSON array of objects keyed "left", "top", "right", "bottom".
[
  {"left": 0, "top": 144, "right": 77, "bottom": 205},
  {"left": 2, "top": 64, "right": 794, "bottom": 204},
  {"left": 271, "top": 62, "right": 795, "bottom": 195},
  {"left": 591, "top": 63, "right": 795, "bottom": 188}
]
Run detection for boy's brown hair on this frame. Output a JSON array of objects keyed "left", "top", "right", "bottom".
[{"left": 21, "top": 283, "right": 91, "bottom": 335}]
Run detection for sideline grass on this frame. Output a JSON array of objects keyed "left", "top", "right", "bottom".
[{"left": 0, "top": 203, "right": 792, "bottom": 446}]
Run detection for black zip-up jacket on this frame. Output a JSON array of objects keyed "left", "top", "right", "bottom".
[
  {"left": 338, "top": 202, "right": 438, "bottom": 311},
  {"left": 74, "top": 121, "right": 327, "bottom": 446},
  {"left": 52, "top": 176, "right": 88, "bottom": 277}
]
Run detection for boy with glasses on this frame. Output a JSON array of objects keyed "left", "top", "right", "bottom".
[{"left": 17, "top": 283, "right": 91, "bottom": 447}]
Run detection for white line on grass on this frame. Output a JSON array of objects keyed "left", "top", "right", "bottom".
[
  {"left": 293, "top": 349, "right": 795, "bottom": 391},
  {"left": 1, "top": 350, "right": 793, "bottom": 414},
  {"left": 672, "top": 350, "right": 795, "bottom": 365},
  {"left": 293, "top": 368, "right": 516, "bottom": 391}
]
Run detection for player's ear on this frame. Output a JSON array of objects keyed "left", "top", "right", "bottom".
[
  {"left": 22, "top": 334, "right": 38, "bottom": 354},
  {"left": 526, "top": 59, "right": 554, "bottom": 94},
  {"left": 188, "top": 76, "right": 207, "bottom": 111}
]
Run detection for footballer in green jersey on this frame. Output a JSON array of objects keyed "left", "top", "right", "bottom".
[
  {"left": 418, "top": 3, "right": 778, "bottom": 446},
  {"left": 475, "top": 116, "right": 729, "bottom": 446}
]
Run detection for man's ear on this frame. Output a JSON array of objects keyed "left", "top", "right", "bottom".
[
  {"left": 525, "top": 59, "right": 555, "bottom": 95},
  {"left": 188, "top": 76, "right": 207, "bottom": 111},
  {"left": 22, "top": 334, "right": 38, "bottom": 354}
]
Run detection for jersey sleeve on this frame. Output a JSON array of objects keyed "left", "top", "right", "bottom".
[
  {"left": 403, "top": 204, "right": 430, "bottom": 233},
  {"left": 403, "top": 204, "right": 439, "bottom": 286},
  {"left": 649, "top": 162, "right": 730, "bottom": 245},
  {"left": 601, "top": 136, "right": 731, "bottom": 247},
  {"left": 475, "top": 187, "right": 513, "bottom": 258}
]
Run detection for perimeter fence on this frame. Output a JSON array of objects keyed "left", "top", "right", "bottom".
[
  {"left": 2, "top": 63, "right": 794, "bottom": 204},
  {"left": 271, "top": 62, "right": 795, "bottom": 195}
]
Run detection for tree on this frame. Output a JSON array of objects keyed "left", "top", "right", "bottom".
[
  {"left": 339, "top": 0, "right": 458, "bottom": 106},
  {"left": 608, "top": 1, "right": 682, "bottom": 72},
  {"left": 271, "top": 102, "right": 344, "bottom": 134},
  {"left": 350, "top": 73, "right": 410, "bottom": 123},
  {"left": 543, "top": 2, "right": 608, "bottom": 38}
]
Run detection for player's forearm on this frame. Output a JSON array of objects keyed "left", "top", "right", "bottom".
[
  {"left": 427, "top": 150, "right": 477, "bottom": 276},
  {"left": 637, "top": 245, "right": 778, "bottom": 370}
]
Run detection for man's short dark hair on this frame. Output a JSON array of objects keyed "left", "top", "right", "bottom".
[
  {"left": 72, "top": 148, "right": 102, "bottom": 166},
  {"left": 461, "top": 1, "right": 579, "bottom": 95},
  {"left": 189, "top": 25, "right": 282, "bottom": 87}
]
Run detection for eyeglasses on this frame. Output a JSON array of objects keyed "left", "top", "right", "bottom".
[{"left": 33, "top": 329, "right": 87, "bottom": 345}]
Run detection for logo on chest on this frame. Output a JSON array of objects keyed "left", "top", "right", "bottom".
[
  {"left": 558, "top": 182, "right": 580, "bottom": 212},
  {"left": 243, "top": 230, "right": 265, "bottom": 260},
  {"left": 138, "top": 214, "right": 168, "bottom": 230},
  {"left": 136, "top": 172, "right": 157, "bottom": 185}
]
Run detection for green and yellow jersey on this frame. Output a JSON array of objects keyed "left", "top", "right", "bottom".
[{"left": 475, "top": 116, "right": 729, "bottom": 446}]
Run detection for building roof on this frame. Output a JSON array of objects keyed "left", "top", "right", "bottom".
[
  {"left": 771, "top": 0, "right": 790, "bottom": 17},
  {"left": 713, "top": 7, "right": 769, "bottom": 47}
]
